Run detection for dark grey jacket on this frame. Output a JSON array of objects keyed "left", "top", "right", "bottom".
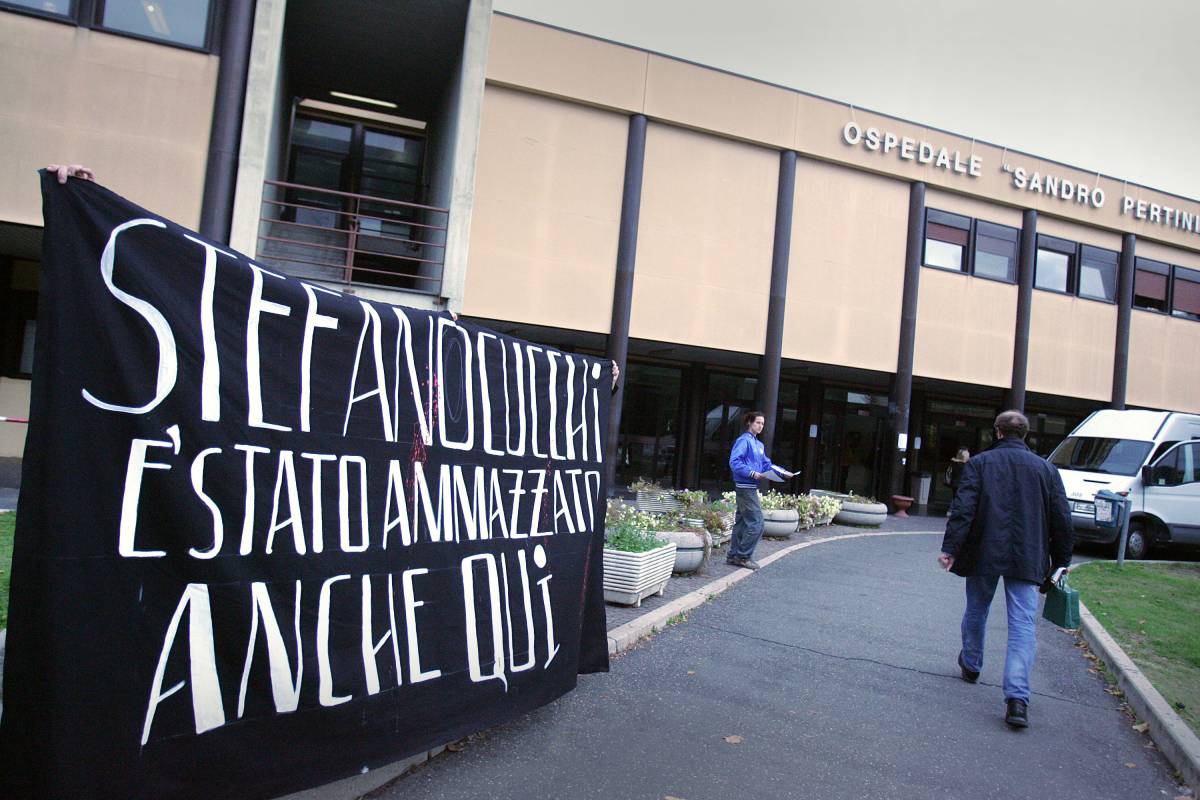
[{"left": 941, "top": 437, "right": 1074, "bottom": 582}]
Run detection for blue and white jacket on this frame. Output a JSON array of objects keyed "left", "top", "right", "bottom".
[{"left": 729, "top": 431, "right": 787, "bottom": 489}]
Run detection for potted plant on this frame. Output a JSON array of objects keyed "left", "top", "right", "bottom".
[
  {"left": 700, "top": 505, "right": 733, "bottom": 548},
  {"left": 603, "top": 511, "right": 676, "bottom": 607},
  {"left": 813, "top": 490, "right": 887, "bottom": 527},
  {"left": 630, "top": 477, "right": 682, "bottom": 513},
  {"left": 759, "top": 490, "right": 800, "bottom": 537},
  {"left": 813, "top": 494, "right": 842, "bottom": 526},
  {"left": 653, "top": 511, "right": 712, "bottom": 575}
]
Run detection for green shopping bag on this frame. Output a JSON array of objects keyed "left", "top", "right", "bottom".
[{"left": 1042, "top": 574, "right": 1081, "bottom": 629}]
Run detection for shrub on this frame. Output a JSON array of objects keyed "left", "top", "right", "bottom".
[{"left": 604, "top": 518, "right": 668, "bottom": 553}]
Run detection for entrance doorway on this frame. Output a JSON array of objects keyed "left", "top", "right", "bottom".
[
  {"left": 921, "top": 400, "right": 997, "bottom": 512},
  {"left": 815, "top": 388, "right": 888, "bottom": 498}
]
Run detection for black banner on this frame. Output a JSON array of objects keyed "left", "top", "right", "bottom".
[{"left": 0, "top": 174, "right": 609, "bottom": 799}]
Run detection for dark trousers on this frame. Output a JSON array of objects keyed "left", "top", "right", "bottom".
[{"left": 729, "top": 487, "right": 763, "bottom": 560}]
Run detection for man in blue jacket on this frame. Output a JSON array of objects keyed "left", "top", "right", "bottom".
[
  {"left": 727, "top": 411, "right": 794, "bottom": 569},
  {"left": 938, "top": 410, "right": 1073, "bottom": 729}
]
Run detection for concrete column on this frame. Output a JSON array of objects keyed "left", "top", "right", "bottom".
[
  {"left": 605, "top": 114, "right": 648, "bottom": 489},
  {"left": 756, "top": 150, "right": 797, "bottom": 457},
  {"left": 199, "top": 0, "right": 257, "bottom": 244},
  {"left": 886, "top": 181, "right": 925, "bottom": 501},
  {"left": 1008, "top": 209, "right": 1038, "bottom": 412},
  {"left": 1111, "top": 233, "right": 1136, "bottom": 409}
]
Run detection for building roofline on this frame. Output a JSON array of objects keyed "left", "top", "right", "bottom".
[{"left": 494, "top": 11, "right": 1198, "bottom": 206}]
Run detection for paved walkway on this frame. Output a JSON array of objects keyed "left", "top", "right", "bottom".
[{"left": 370, "top": 530, "right": 1182, "bottom": 800}]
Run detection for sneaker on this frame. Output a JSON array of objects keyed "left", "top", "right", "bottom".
[
  {"left": 1005, "top": 698, "right": 1029, "bottom": 729},
  {"left": 742, "top": 559, "right": 761, "bottom": 570},
  {"left": 957, "top": 652, "right": 979, "bottom": 684},
  {"left": 725, "top": 557, "right": 747, "bottom": 567}
]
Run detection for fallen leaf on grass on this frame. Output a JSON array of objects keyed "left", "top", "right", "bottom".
[
  {"left": 723, "top": 735, "right": 744, "bottom": 745},
  {"left": 1132, "top": 722, "right": 1149, "bottom": 733}
]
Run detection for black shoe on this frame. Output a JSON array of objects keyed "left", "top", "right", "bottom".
[
  {"left": 957, "top": 652, "right": 979, "bottom": 684},
  {"left": 1005, "top": 699, "right": 1029, "bottom": 728},
  {"left": 725, "top": 557, "right": 746, "bottom": 568},
  {"left": 742, "top": 559, "right": 761, "bottom": 570}
]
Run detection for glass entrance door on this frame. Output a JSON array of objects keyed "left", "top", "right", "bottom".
[
  {"left": 921, "top": 400, "right": 997, "bottom": 512},
  {"left": 814, "top": 389, "right": 888, "bottom": 498}
]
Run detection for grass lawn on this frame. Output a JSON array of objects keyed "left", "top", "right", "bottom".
[
  {"left": 1070, "top": 561, "right": 1200, "bottom": 736},
  {"left": 0, "top": 511, "right": 12, "bottom": 629}
]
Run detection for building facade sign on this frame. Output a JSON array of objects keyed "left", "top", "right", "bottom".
[
  {"left": 1001, "top": 163, "right": 1106, "bottom": 209},
  {"left": 842, "top": 121, "right": 982, "bottom": 178}
]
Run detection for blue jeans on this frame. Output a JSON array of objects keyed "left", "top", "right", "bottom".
[
  {"left": 729, "top": 488, "right": 763, "bottom": 560},
  {"left": 960, "top": 575, "right": 1039, "bottom": 702}
]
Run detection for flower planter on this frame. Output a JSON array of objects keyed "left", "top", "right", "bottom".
[
  {"left": 657, "top": 529, "right": 711, "bottom": 574},
  {"left": 762, "top": 508, "right": 799, "bottom": 537},
  {"left": 835, "top": 499, "right": 888, "bottom": 527},
  {"left": 602, "top": 543, "right": 677, "bottom": 607},
  {"left": 634, "top": 490, "right": 683, "bottom": 514}
]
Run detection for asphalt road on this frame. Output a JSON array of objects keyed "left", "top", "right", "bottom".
[{"left": 374, "top": 532, "right": 1178, "bottom": 800}]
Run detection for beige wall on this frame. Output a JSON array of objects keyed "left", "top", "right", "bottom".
[
  {"left": 1127, "top": 313, "right": 1200, "bottom": 413},
  {"left": 630, "top": 123, "right": 777, "bottom": 352},
  {"left": 0, "top": 14, "right": 217, "bottom": 229},
  {"left": 783, "top": 160, "right": 907, "bottom": 371},
  {"left": 488, "top": 15, "right": 1200, "bottom": 256},
  {"left": 1027, "top": 293, "right": 1116, "bottom": 401},
  {"left": 914, "top": 269, "right": 1016, "bottom": 388},
  {"left": 0, "top": 378, "right": 31, "bottom": 458},
  {"left": 1135, "top": 239, "right": 1200, "bottom": 271},
  {"left": 1037, "top": 215, "right": 1123, "bottom": 250},
  {"left": 462, "top": 87, "right": 627, "bottom": 331}
]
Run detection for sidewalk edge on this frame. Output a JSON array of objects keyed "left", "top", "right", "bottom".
[{"left": 1078, "top": 600, "right": 1200, "bottom": 793}]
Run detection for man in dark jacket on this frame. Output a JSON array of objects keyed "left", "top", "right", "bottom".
[{"left": 937, "top": 410, "right": 1073, "bottom": 729}]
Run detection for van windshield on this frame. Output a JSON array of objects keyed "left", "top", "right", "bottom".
[{"left": 1049, "top": 437, "right": 1152, "bottom": 476}]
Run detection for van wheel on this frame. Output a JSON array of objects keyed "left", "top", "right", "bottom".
[{"left": 1118, "top": 522, "right": 1149, "bottom": 560}]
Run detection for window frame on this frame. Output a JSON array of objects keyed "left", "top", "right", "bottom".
[
  {"left": 922, "top": 208, "right": 971, "bottom": 274},
  {"left": 1033, "top": 234, "right": 1077, "bottom": 296},
  {"left": 921, "top": 208, "right": 1019, "bottom": 285},
  {"left": 0, "top": 0, "right": 218, "bottom": 53},
  {"left": 1133, "top": 257, "right": 1172, "bottom": 314},
  {"left": 971, "top": 219, "right": 1020, "bottom": 283},
  {"left": 1076, "top": 244, "right": 1119, "bottom": 304},
  {"left": 1170, "top": 265, "right": 1200, "bottom": 322}
]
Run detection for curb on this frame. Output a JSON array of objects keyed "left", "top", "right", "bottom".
[
  {"left": 1078, "top": 600, "right": 1200, "bottom": 793},
  {"left": 607, "top": 530, "right": 941, "bottom": 655}
]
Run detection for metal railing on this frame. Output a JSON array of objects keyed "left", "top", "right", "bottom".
[{"left": 256, "top": 180, "right": 449, "bottom": 295}]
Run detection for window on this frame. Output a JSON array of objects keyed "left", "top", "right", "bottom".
[
  {"left": 2, "top": 0, "right": 72, "bottom": 17},
  {"left": 1078, "top": 245, "right": 1119, "bottom": 302},
  {"left": 923, "top": 210, "right": 970, "bottom": 272},
  {"left": 1153, "top": 442, "right": 1200, "bottom": 485},
  {"left": 1048, "top": 436, "right": 1152, "bottom": 476},
  {"left": 922, "top": 209, "right": 1018, "bottom": 283},
  {"left": 1035, "top": 235, "right": 1075, "bottom": 293},
  {"left": 100, "top": 0, "right": 212, "bottom": 48},
  {"left": 1133, "top": 258, "right": 1170, "bottom": 312},
  {"left": 1172, "top": 265, "right": 1200, "bottom": 321},
  {"left": 1, "top": 0, "right": 214, "bottom": 50},
  {"left": 973, "top": 221, "right": 1019, "bottom": 282}
]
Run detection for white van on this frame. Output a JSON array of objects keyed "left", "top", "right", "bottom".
[{"left": 1048, "top": 409, "right": 1200, "bottom": 559}]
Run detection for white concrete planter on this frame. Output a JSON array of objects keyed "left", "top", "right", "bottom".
[
  {"left": 603, "top": 543, "right": 677, "bottom": 607},
  {"left": 762, "top": 508, "right": 799, "bottom": 537},
  {"left": 634, "top": 490, "right": 682, "bottom": 514},
  {"left": 835, "top": 499, "right": 888, "bottom": 527},
  {"left": 657, "top": 529, "right": 711, "bottom": 574}
]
